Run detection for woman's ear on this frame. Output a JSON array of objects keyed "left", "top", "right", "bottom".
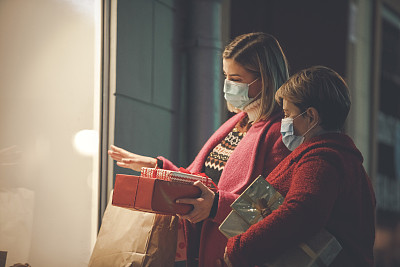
[{"left": 305, "top": 107, "right": 320, "bottom": 126}]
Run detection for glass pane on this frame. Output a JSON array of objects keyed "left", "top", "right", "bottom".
[{"left": 0, "top": 1, "right": 101, "bottom": 266}]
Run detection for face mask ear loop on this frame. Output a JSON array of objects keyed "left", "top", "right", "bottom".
[
  {"left": 303, "top": 122, "right": 317, "bottom": 138},
  {"left": 293, "top": 110, "right": 307, "bottom": 120},
  {"left": 248, "top": 77, "right": 259, "bottom": 86},
  {"left": 246, "top": 86, "right": 262, "bottom": 108},
  {"left": 302, "top": 110, "right": 319, "bottom": 138},
  {"left": 244, "top": 78, "right": 262, "bottom": 107}
]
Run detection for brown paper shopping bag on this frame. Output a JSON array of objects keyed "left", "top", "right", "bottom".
[{"left": 88, "top": 191, "right": 178, "bottom": 267}]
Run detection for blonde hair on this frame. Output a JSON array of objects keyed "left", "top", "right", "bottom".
[
  {"left": 275, "top": 66, "right": 351, "bottom": 130},
  {"left": 223, "top": 32, "right": 289, "bottom": 121}
]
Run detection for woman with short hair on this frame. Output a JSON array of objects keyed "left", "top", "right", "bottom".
[{"left": 224, "top": 66, "right": 376, "bottom": 266}]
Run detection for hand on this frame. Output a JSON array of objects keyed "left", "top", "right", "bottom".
[
  {"left": 224, "top": 247, "right": 233, "bottom": 267},
  {"left": 215, "top": 248, "right": 233, "bottom": 267},
  {"left": 176, "top": 181, "right": 215, "bottom": 224},
  {"left": 108, "top": 145, "right": 157, "bottom": 172}
]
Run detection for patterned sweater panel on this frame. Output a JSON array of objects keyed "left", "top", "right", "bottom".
[{"left": 204, "top": 119, "right": 250, "bottom": 184}]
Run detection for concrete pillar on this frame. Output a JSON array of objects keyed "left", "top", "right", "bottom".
[{"left": 183, "top": 0, "right": 223, "bottom": 163}]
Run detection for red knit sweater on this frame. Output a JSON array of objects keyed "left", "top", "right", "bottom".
[
  {"left": 226, "top": 133, "right": 376, "bottom": 267},
  {"left": 159, "top": 111, "right": 290, "bottom": 267}
]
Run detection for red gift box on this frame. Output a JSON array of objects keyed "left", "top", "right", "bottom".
[{"left": 112, "top": 174, "right": 202, "bottom": 215}]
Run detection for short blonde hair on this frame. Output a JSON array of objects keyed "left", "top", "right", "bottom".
[
  {"left": 223, "top": 32, "right": 289, "bottom": 121},
  {"left": 275, "top": 66, "right": 351, "bottom": 130}
]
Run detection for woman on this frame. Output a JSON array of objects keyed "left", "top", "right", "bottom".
[
  {"left": 109, "top": 32, "right": 291, "bottom": 266},
  {"left": 224, "top": 66, "right": 376, "bottom": 266}
]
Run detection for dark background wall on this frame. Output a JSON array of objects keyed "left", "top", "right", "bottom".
[
  {"left": 230, "top": 0, "right": 349, "bottom": 76},
  {"left": 113, "top": 0, "right": 223, "bottom": 176}
]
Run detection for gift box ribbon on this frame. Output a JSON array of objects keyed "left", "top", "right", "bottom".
[
  {"left": 298, "top": 243, "right": 327, "bottom": 266},
  {"left": 178, "top": 167, "right": 219, "bottom": 191},
  {"left": 239, "top": 191, "right": 283, "bottom": 224}
]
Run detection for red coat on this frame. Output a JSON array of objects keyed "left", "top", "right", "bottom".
[
  {"left": 226, "top": 133, "right": 376, "bottom": 266},
  {"left": 159, "top": 111, "right": 290, "bottom": 266}
]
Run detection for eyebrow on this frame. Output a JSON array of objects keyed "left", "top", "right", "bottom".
[{"left": 223, "top": 73, "right": 241, "bottom": 77}]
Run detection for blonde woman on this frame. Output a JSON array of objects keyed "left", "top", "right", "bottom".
[{"left": 109, "top": 32, "right": 291, "bottom": 266}]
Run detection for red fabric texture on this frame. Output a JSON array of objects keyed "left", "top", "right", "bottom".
[
  {"left": 158, "top": 111, "right": 290, "bottom": 267},
  {"left": 226, "top": 133, "right": 376, "bottom": 267},
  {"left": 175, "top": 219, "right": 187, "bottom": 261}
]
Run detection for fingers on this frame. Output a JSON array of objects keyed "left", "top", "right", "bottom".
[
  {"left": 176, "top": 182, "right": 215, "bottom": 224},
  {"left": 176, "top": 198, "right": 199, "bottom": 205},
  {"left": 108, "top": 150, "right": 123, "bottom": 161},
  {"left": 177, "top": 199, "right": 208, "bottom": 223},
  {"left": 180, "top": 211, "right": 204, "bottom": 224},
  {"left": 116, "top": 160, "right": 138, "bottom": 169},
  {"left": 110, "top": 145, "right": 130, "bottom": 156},
  {"left": 108, "top": 146, "right": 124, "bottom": 159},
  {"left": 110, "top": 144, "right": 121, "bottom": 152},
  {"left": 224, "top": 251, "right": 233, "bottom": 267},
  {"left": 122, "top": 158, "right": 138, "bottom": 164},
  {"left": 193, "top": 181, "right": 215, "bottom": 200},
  {"left": 116, "top": 162, "right": 131, "bottom": 169},
  {"left": 109, "top": 145, "right": 131, "bottom": 158},
  {"left": 108, "top": 145, "right": 135, "bottom": 163},
  {"left": 193, "top": 180, "right": 208, "bottom": 192}
]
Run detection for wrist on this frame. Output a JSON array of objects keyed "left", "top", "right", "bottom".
[
  {"left": 150, "top": 158, "right": 158, "bottom": 168},
  {"left": 209, "top": 192, "right": 219, "bottom": 218}
]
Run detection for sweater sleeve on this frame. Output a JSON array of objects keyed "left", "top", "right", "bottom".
[{"left": 226, "top": 153, "right": 341, "bottom": 266}]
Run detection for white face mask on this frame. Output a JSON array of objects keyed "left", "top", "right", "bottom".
[
  {"left": 280, "top": 111, "right": 316, "bottom": 151},
  {"left": 223, "top": 78, "right": 259, "bottom": 110}
]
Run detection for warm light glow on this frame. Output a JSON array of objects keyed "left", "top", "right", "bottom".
[{"left": 73, "top": 129, "right": 99, "bottom": 156}]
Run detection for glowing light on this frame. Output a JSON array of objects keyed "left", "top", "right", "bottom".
[{"left": 73, "top": 130, "right": 99, "bottom": 156}]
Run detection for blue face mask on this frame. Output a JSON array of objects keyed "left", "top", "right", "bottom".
[
  {"left": 281, "top": 111, "right": 315, "bottom": 151},
  {"left": 223, "top": 78, "right": 259, "bottom": 110}
]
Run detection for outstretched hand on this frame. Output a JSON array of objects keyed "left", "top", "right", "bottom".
[
  {"left": 108, "top": 145, "right": 157, "bottom": 172},
  {"left": 176, "top": 181, "right": 215, "bottom": 224}
]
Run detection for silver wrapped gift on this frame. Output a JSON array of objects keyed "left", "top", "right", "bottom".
[
  {"left": 264, "top": 229, "right": 342, "bottom": 267},
  {"left": 219, "top": 176, "right": 283, "bottom": 239},
  {"left": 219, "top": 209, "right": 250, "bottom": 239},
  {"left": 231, "top": 176, "right": 284, "bottom": 225}
]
